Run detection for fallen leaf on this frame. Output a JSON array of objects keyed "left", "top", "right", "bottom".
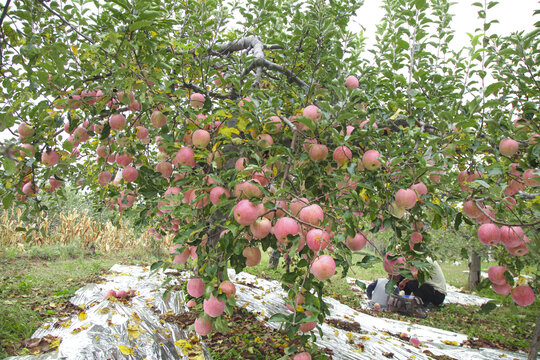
[{"left": 119, "top": 344, "right": 134, "bottom": 355}]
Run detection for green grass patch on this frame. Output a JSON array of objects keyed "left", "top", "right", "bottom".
[{"left": 0, "top": 244, "right": 163, "bottom": 359}]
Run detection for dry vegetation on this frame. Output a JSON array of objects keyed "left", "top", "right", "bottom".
[{"left": 0, "top": 208, "right": 172, "bottom": 253}]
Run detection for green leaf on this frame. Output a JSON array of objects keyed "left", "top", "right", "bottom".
[
  {"left": 109, "top": 0, "right": 131, "bottom": 11},
  {"left": 454, "top": 213, "right": 462, "bottom": 230},
  {"left": 355, "top": 280, "right": 366, "bottom": 290},
  {"left": 485, "top": 82, "right": 505, "bottom": 96},
  {"left": 296, "top": 116, "right": 316, "bottom": 132},
  {"left": 385, "top": 279, "right": 397, "bottom": 295},
  {"left": 129, "top": 20, "right": 153, "bottom": 31},
  {"left": 2, "top": 193, "right": 14, "bottom": 208},
  {"left": 397, "top": 39, "right": 409, "bottom": 49},
  {"left": 101, "top": 122, "right": 111, "bottom": 140},
  {"left": 150, "top": 261, "right": 164, "bottom": 271},
  {"left": 415, "top": 0, "right": 427, "bottom": 9},
  {"left": 214, "top": 316, "right": 229, "bottom": 333},
  {"left": 2, "top": 158, "right": 16, "bottom": 175},
  {"left": 472, "top": 179, "right": 490, "bottom": 189},
  {"left": 480, "top": 301, "right": 497, "bottom": 314},
  {"left": 503, "top": 271, "right": 514, "bottom": 286},
  {"left": 268, "top": 313, "right": 289, "bottom": 323}
]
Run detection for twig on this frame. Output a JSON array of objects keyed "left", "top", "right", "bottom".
[
  {"left": 474, "top": 200, "right": 540, "bottom": 227},
  {"left": 0, "top": 0, "right": 11, "bottom": 29}
]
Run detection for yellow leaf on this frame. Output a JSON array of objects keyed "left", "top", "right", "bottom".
[
  {"left": 71, "top": 45, "right": 77, "bottom": 56},
  {"left": 215, "top": 109, "right": 233, "bottom": 118},
  {"left": 443, "top": 340, "right": 458, "bottom": 346},
  {"left": 389, "top": 109, "right": 405, "bottom": 120},
  {"left": 175, "top": 339, "right": 191, "bottom": 350},
  {"left": 359, "top": 189, "right": 368, "bottom": 202},
  {"left": 151, "top": 31, "right": 157, "bottom": 36},
  {"left": 78, "top": 312, "right": 87, "bottom": 321},
  {"left": 131, "top": 312, "right": 142, "bottom": 323},
  {"left": 48, "top": 338, "right": 61, "bottom": 350},
  {"left": 219, "top": 126, "right": 240, "bottom": 138},
  {"left": 119, "top": 344, "right": 135, "bottom": 355},
  {"left": 127, "top": 324, "right": 141, "bottom": 339}
]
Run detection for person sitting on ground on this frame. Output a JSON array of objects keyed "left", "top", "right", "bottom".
[
  {"left": 398, "top": 257, "right": 447, "bottom": 307},
  {"left": 366, "top": 274, "right": 399, "bottom": 310}
]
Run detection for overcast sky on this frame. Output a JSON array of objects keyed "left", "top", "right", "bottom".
[{"left": 353, "top": 0, "right": 538, "bottom": 51}]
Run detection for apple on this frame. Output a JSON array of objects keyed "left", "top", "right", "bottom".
[
  {"left": 234, "top": 200, "right": 258, "bottom": 226},
  {"left": 274, "top": 217, "right": 299, "bottom": 244},
  {"left": 192, "top": 129, "right": 211, "bottom": 148},
  {"left": 190, "top": 93, "right": 205, "bottom": 109},
  {"left": 344, "top": 75, "right": 359, "bottom": 90},
  {"left": 363, "top": 150, "right": 381, "bottom": 170},
  {"left": 109, "top": 114, "right": 126, "bottom": 130},
  {"left": 306, "top": 229, "right": 331, "bottom": 252},
  {"left": 194, "top": 316, "right": 212, "bottom": 336},
  {"left": 395, "top": 189, "right": 417, "bottom": 209},
  {"left": 303, "top": 105, "right": 321, "bottom": 122},
  {"left": 151, "top": 110, "right": 167, "bottom": 127},
  {"left": 243, "top": 247, "right": 262, "bottom": 266},
  {"left": 333, "top": 145, "right": 352, "bottom": 166},
  {"left": 311, "top": 255, "right": 336, "bottom": 281},
  {"left": 499, "top": 138, "right": 519, "bottom": 157}
]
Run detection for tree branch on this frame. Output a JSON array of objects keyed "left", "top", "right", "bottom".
[
  {"left": 243, "top": 58, "right": 308, "bottom": 88},
  {"left": 0, "top": 0, "right": 11, "bottom": 29},
  {"left": 474, "top": 200, "right": 540, "bottom": 227},
  {"left": 181, "top": 82, "right": 238, "bottom": 100}
]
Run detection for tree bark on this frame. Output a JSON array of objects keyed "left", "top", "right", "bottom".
[
  {"left": 468, "top": 251, "right": 481, "bottom": 291},
  {"left": 529, "top": 313, "right": 540, "bottom": 360},
  {"left": 268, "top": 249, "right": 280, "bottom": 269}
]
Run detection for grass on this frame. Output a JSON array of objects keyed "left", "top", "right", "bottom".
[
  {"left": 244, "top": 250, "right": 538, "bottom": 353},
  {"left": 0, "top": 243, "right": 164, "bottom": 359}
]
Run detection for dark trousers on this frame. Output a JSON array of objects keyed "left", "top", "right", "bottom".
[{"left": 403, "top": 280, "right": 445, "bottom": 306}]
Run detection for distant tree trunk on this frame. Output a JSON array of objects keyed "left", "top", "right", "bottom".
[
  {"left": 268, "top": 249, "right": 280, "bottom": 269},
  {"left": 529, "top": 314, "right": 540, "bottom": 360},
  {"left": 468, "top": 252, "right": 481, "bottom": 291}
]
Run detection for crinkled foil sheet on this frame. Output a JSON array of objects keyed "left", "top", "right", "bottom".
[{"left": 7, "top": 265, "right": 528, "bottom": 360}]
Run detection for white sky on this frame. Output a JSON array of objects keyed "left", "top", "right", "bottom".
[{"left": 353, "top": 0, "right": 538, "bottom": 51}]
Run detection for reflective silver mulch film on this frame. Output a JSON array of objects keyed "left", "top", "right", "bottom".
[{"left": 6, "top": 264, "right": 529, "bottom": 360}]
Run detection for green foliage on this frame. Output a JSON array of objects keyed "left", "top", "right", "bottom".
[{"left": 0, "top": 0, "right": 537, "bottom": 347}]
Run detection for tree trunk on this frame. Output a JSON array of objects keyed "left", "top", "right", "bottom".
[
  {"left": 468, "top": 251, "right": 481, "bottom": 291},
  {"left": 529, "top": 313, "right": 540, "bottom": 360},
  {"left": 268, "top": 249, "right": 280, "bottom": 269}
]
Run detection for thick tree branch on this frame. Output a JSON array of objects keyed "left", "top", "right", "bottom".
[
  {"left": 243, "top": 58, "right": 309, "bottom": 89},
  {"left": 212, "top": 36, "right": 309, "bottom": 89}
]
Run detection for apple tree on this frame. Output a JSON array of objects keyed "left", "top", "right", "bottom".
[{"left": 0, "top": 0, "right": 538, "bottom": 357}]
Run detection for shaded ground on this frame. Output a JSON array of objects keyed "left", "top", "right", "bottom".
[{"left": 0, "top": 247, "right": 537, "bottom": 359}]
